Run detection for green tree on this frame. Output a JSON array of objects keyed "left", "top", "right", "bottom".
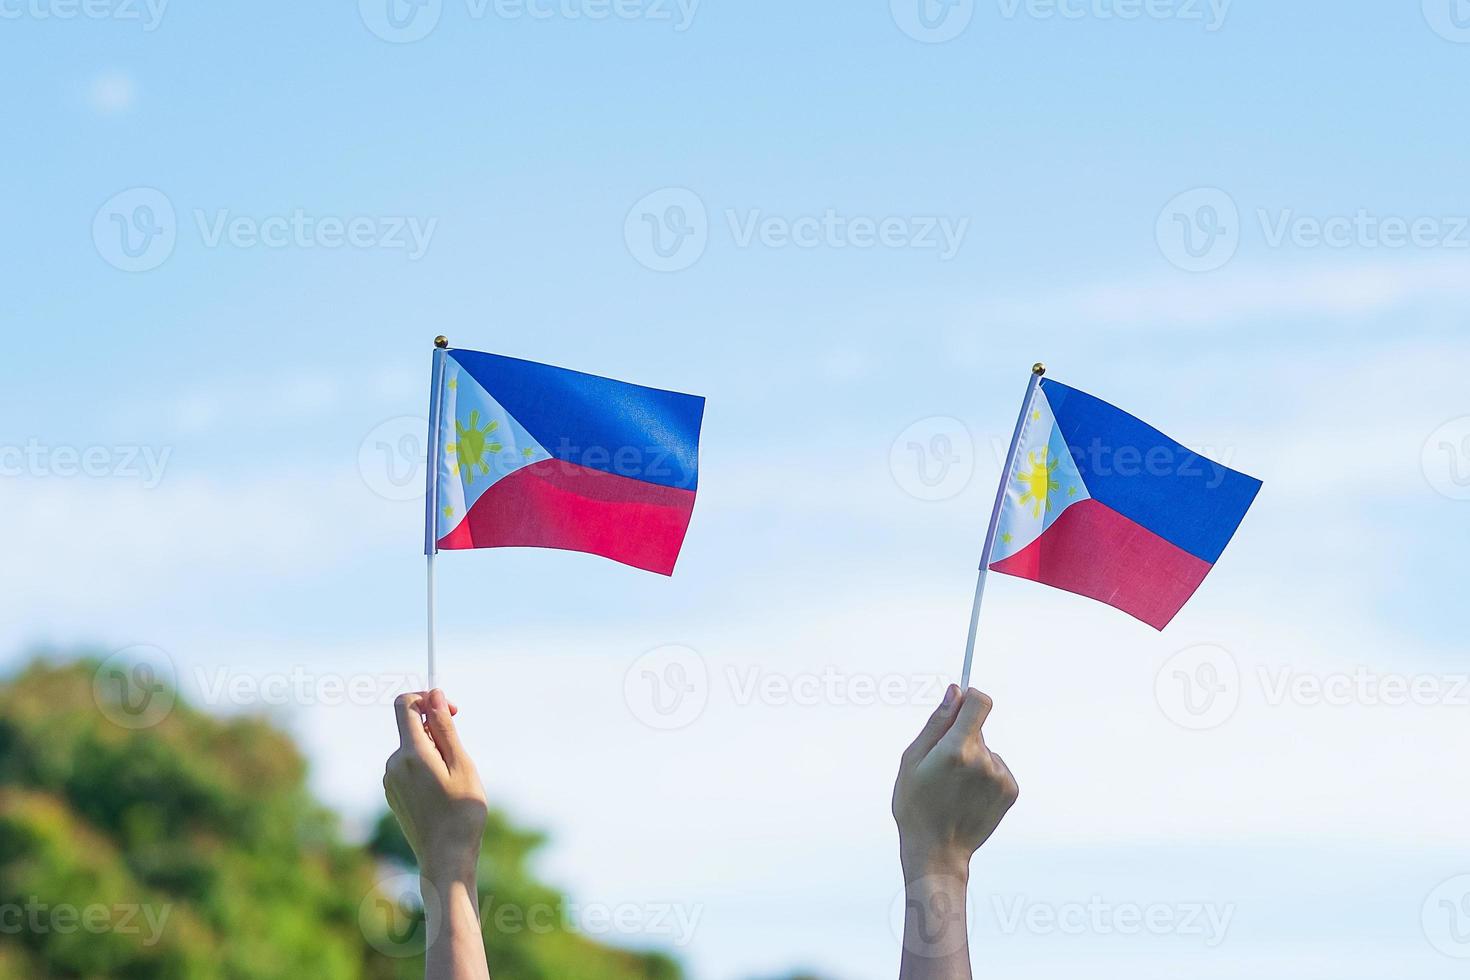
[{"left": 0, "top": 657, "right": 683, "bottom": 980}]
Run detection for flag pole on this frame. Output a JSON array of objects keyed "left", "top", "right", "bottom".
[
  {"left": 424, "top": 335, "right": 451, "bottom": 692},
  {"left": 960, "top": 362, "right": 1046, "bottom": 690}
]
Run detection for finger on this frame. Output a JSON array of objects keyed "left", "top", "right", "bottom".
[
  {"left": 903, "top": 684, "right": 961, "bottom": 764},
  {"left": 937, "top": 688, "right": 994, "bottom": 754},
  {"left": 423, "top": 689, "right": 467, "bottom": 772},
  {"left": 394, "top": 692, "right": 436, "bottom": 756}
]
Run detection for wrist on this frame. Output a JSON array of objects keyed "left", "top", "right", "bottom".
[
  {"left": 420, "top": 840, "right": 481, "bottom": 886},
  {"left": 899, "top": 835, "right": 971, "bottom": 885}
]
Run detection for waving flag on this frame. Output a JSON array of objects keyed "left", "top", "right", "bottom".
[
  {"left": 985, "top": 377, "right": 1261, "bottom": 630},
  {"left": 425, "top": 346, "right": 704, "bottom": 576}
]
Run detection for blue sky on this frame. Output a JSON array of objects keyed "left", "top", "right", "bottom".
[{"left": 4, "top": 2, "right": 1470, "bottom": 977}]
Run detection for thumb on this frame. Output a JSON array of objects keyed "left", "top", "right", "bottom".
[{"left": 424, "top": 689, "right": 467, "bottom": 772}]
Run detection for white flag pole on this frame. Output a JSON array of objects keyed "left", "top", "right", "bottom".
[
  {"left": 424, "top": 335, "right": 451, "bottom": 692},
  {"left": 960, "top": 362, "right": 1046, "bottom": 690}
]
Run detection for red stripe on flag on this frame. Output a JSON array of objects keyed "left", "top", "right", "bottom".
[
  {"left": 437, "top": 458, "right": 696, "bottom": 576},
  {"left": 988, "top": 498, "right": 1212, "bottom": 630}
]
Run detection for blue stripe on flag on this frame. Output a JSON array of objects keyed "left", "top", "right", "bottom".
[
  {"left": 1040, "top": 379, "right": 1261, "bottom": 564},
  {"left": 448, "top": 349, "right": 704, "bottom": 491}
]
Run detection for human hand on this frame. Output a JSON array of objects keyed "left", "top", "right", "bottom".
[
  {"left": 892, "top": 684, "right": 1019, "bottom": 877},
  {"left": 384, "top": 690, "right": 488, "bottom": 881}
]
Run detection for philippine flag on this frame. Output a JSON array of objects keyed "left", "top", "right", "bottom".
[
  {"left": 987, "top": 379, "right": 1261, "bottom": 629},
  {"left": 427, "top": 348, "right": 704, "bottom": 576}
]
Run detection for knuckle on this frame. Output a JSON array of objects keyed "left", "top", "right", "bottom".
[
  {"left": 936, "top": 743, "right": 965, "bottom": 767},
  {"left": 1002, "top": 776, "right": 1021, "bottom": 805},
  {"left": 974, "top": 691, "right": 994, "bottom": 712}
]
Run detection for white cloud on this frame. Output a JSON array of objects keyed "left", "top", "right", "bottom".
[
  {"left": 87, "top": 72, "right": 137, "bottom": 115},
  {"left": 962, "top": 257, "right": 1470, "bottom": 331}
]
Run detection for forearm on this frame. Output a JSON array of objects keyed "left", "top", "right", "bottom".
[
  {"left": 424, "top": 865, "right": 490, "bottom": 980},
  {"left": 898, "top": 846, "right": 972, "bottom": 980}
]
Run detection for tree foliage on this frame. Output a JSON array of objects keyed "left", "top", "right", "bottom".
[{"left": 0, "top": 657, "right": 682, "bottom": 980}]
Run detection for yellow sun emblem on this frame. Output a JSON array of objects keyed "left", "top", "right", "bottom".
[
  {"left": 1015, "top": 446, "right": 1060, "bottom": 519},
  {"left": 446, "top": 410, "right": 503, "bottom": 481}
]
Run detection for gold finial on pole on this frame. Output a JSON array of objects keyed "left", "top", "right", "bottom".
[
  {"left": 434, "top": 335, "right": 449, "bottom": 349},
  {"left": 1032, "top": 362, "right": 1047, "bottom": 376}
]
